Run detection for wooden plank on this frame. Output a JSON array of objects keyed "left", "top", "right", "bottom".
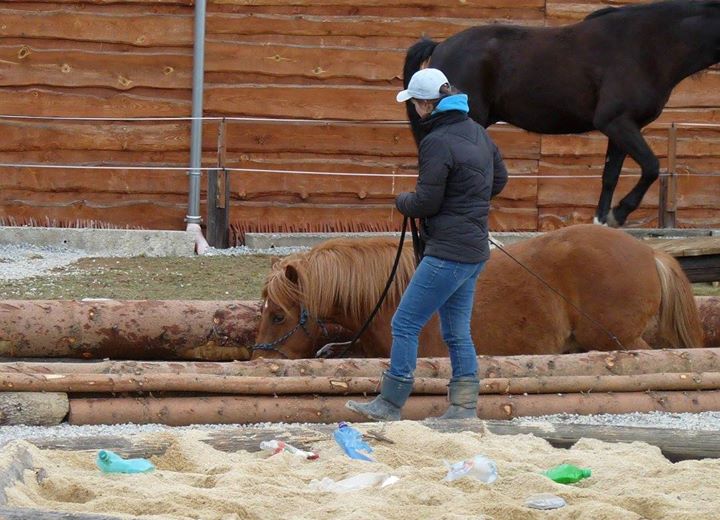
[
  {"left": 213, "top": 0, "right": 544, "bottom": 7},
  {"left": 205, "top": 40, "right": 402, "bottom": 82},
  {"left": 206, "top": 12, "right": 488, "bottom": 39},
  {"left": 223, "top": 120, "right": 539, "bottom": 159},
  {"left": 675, "top": 254, "right": 720, "bottom": 283},
  {"left": 644, "top": 237, "right": 720, "bottom": 257},
  {"left": 0, "top": 87, "right": 190, "bottom": 118},
  {"left": 0, "top": 8, "right": 193, "bottom": 47},
  {"left": 0, "top": 509, "right": 125, "bottom": 520},
  {"left": 0, "top": 44, "right": 191, "bottom": 90},
  {"left": 209, "top": 3, "right": 546, "bottom": 20},
  {"left": 0, "top": 199, "right": 186, "bottom": 231}
]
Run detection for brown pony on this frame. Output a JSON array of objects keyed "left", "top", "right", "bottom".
[{"left": 252, "top": 224, "right": 703, "bottom": 359}]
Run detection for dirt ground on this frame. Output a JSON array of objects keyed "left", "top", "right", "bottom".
[{"left": 0, "top": 254, "right": 718, "bottom": 301}]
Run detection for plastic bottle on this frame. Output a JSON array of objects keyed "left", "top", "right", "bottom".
[
  {"left": 333, "top": 422, "right": 374, "bottom": 462},
  {"left": 542, "top": 464, "right": 591, "bottom": 484},
  {"left": 96, "top": 450, "right": 155, "bottom": 474},
  {"left": 443, "top": 454, "right": 498, "bottom": 483},
  {"left": 525, "top": 493, "right": 567, "bottom": 510},
  {"left": 309, "top": 473, "right": 399, "bottom": 493},
  {"left": 259, "top": 439, "right": 319, "bottom": 460}
]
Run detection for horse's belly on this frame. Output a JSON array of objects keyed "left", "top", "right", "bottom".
[{"left": 499, "top": 111, "right": 594, "bottom": 135}]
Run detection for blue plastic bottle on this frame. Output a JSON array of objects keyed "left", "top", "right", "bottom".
[
  {"left": 333, "top": 422, "right": 374, "bottom": 462},
  {"left": 96, "top": 450, "right": 155, "bottom": 474}
]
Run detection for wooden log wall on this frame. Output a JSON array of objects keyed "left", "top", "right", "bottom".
[{"left": 0, "top": 0, "right": 718, "bottom": 240}]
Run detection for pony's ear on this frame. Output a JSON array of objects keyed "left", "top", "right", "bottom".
[
  {"left": 284, "top": 264, "right": 299, "bottom": 285},
  {"left": 270, "top": 256, "right": 281, "bottom": 267}
]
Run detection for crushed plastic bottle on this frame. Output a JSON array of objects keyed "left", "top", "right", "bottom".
[
  {"left": 333, "top": 422, "right": 374, "bottom": 462},
  {"left": 259, "top": 439, "right": 319, "bottom": 460},
  {"left": 309, "top": 473, "right": 399, "bottom": 493},
  {"left": 543, "top": 464, "right": 591, "bottom": 484},
  {"left": 443, "top": 455, "right": 498, "bottom": 483},
  {"left": 96, "top": 450, "right": 155, "bottom": 474},
  {"left": 525, "top": 493, "right": 567, "bottom": 510}
]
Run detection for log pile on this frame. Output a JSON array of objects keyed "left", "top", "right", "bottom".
[{"left": 1, "top": 348, "right": 720, "bottom": 426}]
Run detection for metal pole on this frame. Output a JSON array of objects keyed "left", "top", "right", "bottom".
[
  {"left": 665, "top": 123, "right": 678, "bottom": 228},
  {"left": 186, "top": 0, "right": 207, "bottom": 227}
]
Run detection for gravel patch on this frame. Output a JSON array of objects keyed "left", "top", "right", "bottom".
[
  {"left": 513, "top": 411, "right": 720, "bottom": 431},
  {"left": 203, "top": 245, "right": 310, "bottom": 257},
  {"left": 0, "top": 422, "right": 291, "bottom": 450},
  {"left": 1, "top": 412, "right": 719, "bottom": 450},
  {"left": 0, "top": 244, "right": 91, "bottom": 281}
]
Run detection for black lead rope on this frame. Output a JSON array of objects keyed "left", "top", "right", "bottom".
[
  {"left": 315, "top": 215, "right": 413, "bottom": 358},
  {"left": 488, "top": 236, "right": 625, "bottom": 350}
]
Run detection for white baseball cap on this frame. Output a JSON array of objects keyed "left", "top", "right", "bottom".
[{"left": 396, "top": 68, "right": 449, "bottom": 102}]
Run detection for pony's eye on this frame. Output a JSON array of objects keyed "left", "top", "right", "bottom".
[{"left": 271, "top": 313, "right": 285, "bottom": 324}]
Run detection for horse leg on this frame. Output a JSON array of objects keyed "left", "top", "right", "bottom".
[
  {"left": 596, "top": 117, "right": 660, "bottom": 227},
  {"left": 594, "top": 141, "right": 627, "bottom": 224}
]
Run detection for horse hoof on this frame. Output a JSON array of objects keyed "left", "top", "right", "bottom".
[
  {"left": 592, "top": 216, "right": 607, "bottom": 226},
  {"left": 605, "top": 210, "right": 621, "bottom": 228}
]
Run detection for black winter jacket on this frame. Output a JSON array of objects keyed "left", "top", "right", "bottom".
[{"left": 395, "top": 110, "right": 508, "bottom": 263}]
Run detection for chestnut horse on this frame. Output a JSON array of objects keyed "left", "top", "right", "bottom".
[
  {"left": 402, "top": 0, "right": 720, "bottom": 227},
  {"left": 252, "top": 225, "right": 703, "bottom": 359}
]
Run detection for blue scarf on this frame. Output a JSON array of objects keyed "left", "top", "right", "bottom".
[{"left": 432, "top": 94, "right": 470, "bottom": 115}]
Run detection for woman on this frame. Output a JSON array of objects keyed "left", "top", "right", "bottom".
[{"left": 346, "top": 68, "right": 508, "bottom": 421}]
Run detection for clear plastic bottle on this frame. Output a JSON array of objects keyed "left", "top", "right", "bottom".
[
  {"left": 444, "top": 455, "right": 498, "bottom": 483},
  {"left": 259, "top": 439, "right": 319, "bottom": 460},
  {"left": 543, "top": 464, "right": 591, "bottom": 484},
  {"left": 96, "top": 449, "right": 155, "bottom": 474},
  {"left": 333, "top": 422, "right": 374, "bottom": 462}
]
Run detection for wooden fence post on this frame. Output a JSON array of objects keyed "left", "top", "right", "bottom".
[
  {"left": 207, "top": 118, "right": 230, "bottom": 248},
  {"left": 659, "top": 123, "right": 678, "bottom": 228}
]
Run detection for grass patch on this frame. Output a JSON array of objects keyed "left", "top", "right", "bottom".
[{"left": 0, "top": 255, "right": 273, "bottom": 300}]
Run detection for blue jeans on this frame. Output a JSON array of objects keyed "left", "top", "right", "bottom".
[{"left": 388, "top": 255, "right": 485, "bottom": 380}]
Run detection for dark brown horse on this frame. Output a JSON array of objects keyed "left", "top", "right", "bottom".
[
  {"left": 403, "top": 0, "right": 720, "bottom": 227},
  {"left": 252, "top": 225, "right": 703, "bottom": 359}
]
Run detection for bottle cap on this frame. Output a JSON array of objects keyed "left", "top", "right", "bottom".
[{"left": 581, "top": 468, "right": 592, "bottom": 478}]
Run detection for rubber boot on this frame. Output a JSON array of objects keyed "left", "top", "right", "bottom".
[
  {"left": 346, "top": 371, "right": 414, "bottom": 421},
  {"left": 438, "top": 377, "right": 480, "bottom": 420}
]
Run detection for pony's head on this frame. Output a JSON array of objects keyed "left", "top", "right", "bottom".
[
  {"left": 252, "top": 254, "right": 321, "bottom": 359},
  {"left": 252, "top": 237, "right": 415, "bottom": 359}
]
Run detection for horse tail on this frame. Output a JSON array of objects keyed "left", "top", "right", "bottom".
[
  {"left": 653, "top": 251, "right": 704, "bottom": 348},
  {"left": 403, "top": 38, "right": 438, "bottom": 146}
]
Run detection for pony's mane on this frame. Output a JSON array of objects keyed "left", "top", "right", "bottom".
[
  {"left": 584, "top": 0, "right": 714, "bottom": 21},
  {"left": 263, "top": 237, "right": 415, "bottom": 323}
]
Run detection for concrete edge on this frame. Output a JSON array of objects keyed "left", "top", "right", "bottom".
[
  {"left": 245, "top": 228, "right": 718, "bottom": 249},
  {"left": 0, "top": 227, "right": 197, "bottom": 257}
]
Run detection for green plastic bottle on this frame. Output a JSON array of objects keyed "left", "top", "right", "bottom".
[{"left": 542, "top": 464, "right": 591, "bottom": 484}]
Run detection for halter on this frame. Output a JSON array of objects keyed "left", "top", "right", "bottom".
[{"left": 251, "top": 306, "right": 331, "bottom": 358}]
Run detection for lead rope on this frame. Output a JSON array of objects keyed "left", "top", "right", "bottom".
[
  {"left": 488, "top": 236, "right": 625, "bottom": 349},
  {"left": 316, "top": 216, "right": 411, "bottom": 358}
]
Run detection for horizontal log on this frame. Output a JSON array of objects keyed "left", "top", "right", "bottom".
[
  {"left": 0, "top": 392, "right": 68, "bottom": 426},
  {"left": 0, "top": 297, "right": 718, "bottom": 361},
  {"left": 3, "top": 346, "right": 720, "bottom": 378},
  {"left": 0, "top": 201, "right": 185, "bottom": 231},
  {"left": 67, "top": 389, "right": 720, "bottom": 425},
  {"left": 3, "top": 371, "right": 720, "bottom": 396},
  {"left": 0, "top": 87, "right": 190, "bottom": 118},
  {"left": 0, "top": 44, "right": 191, "bottom": 90},
  {"left": 0, "top": 300, "right": 261, "bottom": 360},
  {"left": 0, "top": 8, "right": 193, "bottom": 47},
  {"left": 207, "top": 13, "right": 493, "bottom": 39}
]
